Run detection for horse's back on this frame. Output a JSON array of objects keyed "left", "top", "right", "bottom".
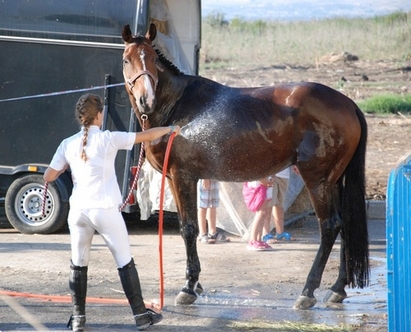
[
  {"left": 183, "top": 79, "right": 360, "bottom": 125},
  {"left": 271, "top": 82, "right": 358, "bottom": 112},
  {"left": 172, "top": 79, "right": 362, "bottom": 183},
  {"left": 270, "top": 82, "right": 362, "bottom": 143}
]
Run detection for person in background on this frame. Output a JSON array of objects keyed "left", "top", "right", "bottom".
[
  {"left": 262, "top": 166, "right": 298, "bottom": 243},
  {"left": 44, "top": 94, "right": 180, "bottom": 331},
  {"left": 246, "top": 176, "right": 274, "bottom": 251},
  {"left": 197, "top": 179, "right": 229, "bottom": 244}
]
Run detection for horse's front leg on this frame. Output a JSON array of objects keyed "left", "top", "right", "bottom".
[
  {"left": 177, "top": 220, "right": 203, "bottom": 304},
  {"left": 167, "top": 176, "right": 202, "bottom": 305}
]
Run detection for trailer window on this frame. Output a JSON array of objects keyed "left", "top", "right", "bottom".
[{"left": 0, "top": 0, "right": 138, "bottom": 43}]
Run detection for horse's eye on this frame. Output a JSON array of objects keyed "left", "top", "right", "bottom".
[{"left": 123, "top": 59, "right": 129, "bottom": 66}]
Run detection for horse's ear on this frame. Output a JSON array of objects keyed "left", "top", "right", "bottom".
[
  {"left": 122, "top": 24, "right": 133, "bottom": 43},
  {"left": 146, "top": 23, "right": 157, "bottom": 42}
]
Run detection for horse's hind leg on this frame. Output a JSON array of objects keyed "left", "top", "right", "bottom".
[
  {"left": 293, "top": 182, "right": 342, "bottom": 309},
  {"left": 294, "top": 225, "right": 341, "bottom": 309},
  {"left": 323, "top": 235, "right": 348, "bottom": 303}
]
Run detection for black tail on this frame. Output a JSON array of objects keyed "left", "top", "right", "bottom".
[{"left": 341, "top": 107, "right": 369, "bottom": 288}]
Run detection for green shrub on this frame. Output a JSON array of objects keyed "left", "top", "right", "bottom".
[
  {"left": 372, "top": 11, "right": 409, "bottom": 25},
  {"left": 204, "top": 11, "right": 229, "bottom": 28},
  {"left": 230, "top": 17, "right": 248, "bottom": 31},
  {"left": 358, "top": 94, "right": 411, "bottom": 114}
]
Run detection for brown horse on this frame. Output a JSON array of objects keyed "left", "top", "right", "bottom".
[{"left": 121, "top": 24, "right": 369, "bottom": 309}]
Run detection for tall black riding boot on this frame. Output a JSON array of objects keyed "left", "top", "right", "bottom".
[
  {"left": 118, "top": 258, "right": 163, "bottom": 331},
  {"left": 67, "top": 261, "right": 87, "bottom": 332}
]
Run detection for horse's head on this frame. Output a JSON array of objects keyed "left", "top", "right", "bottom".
[{"left": 122, "top": 23, "right": 162, "bottom": 115}]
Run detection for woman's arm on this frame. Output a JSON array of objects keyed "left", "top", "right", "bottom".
[
  {"left": 134, "top": 125, "right": 180, "bottom": 144},
  {"left": 44, "top": 165, "right": 67, "bottom": 182}
]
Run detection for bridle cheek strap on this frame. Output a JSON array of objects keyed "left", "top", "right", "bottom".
[{"left": 125, "top": 70, "right": 158, "bottom": 90}]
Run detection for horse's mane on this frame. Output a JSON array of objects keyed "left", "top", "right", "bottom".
[{"left": 154, "top": 48, "right": 185, "bottom": 76}]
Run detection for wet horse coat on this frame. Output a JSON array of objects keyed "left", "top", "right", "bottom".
[{"left": 122, "top": 24, "right": 369, "bottom": 309}]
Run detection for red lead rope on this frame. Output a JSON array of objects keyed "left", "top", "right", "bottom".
[
  {"left": 119, "top": 140, "right": 146, "bottom": 212},
  {"left": 120, "top": 116, "right": 147, "bottom": 211},
  {"left": 158, "top": 132, "right": 176, "bottom": 309}
]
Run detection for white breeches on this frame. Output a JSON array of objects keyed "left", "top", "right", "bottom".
[{"left": 68, "top": 206, "right": 132, "bottom": 268}]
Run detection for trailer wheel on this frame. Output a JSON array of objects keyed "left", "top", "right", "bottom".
[{"left": 5, "top": 174, "right": 69, "bottom": 234}]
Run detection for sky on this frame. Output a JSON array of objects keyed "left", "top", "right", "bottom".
[{"left": 202, "top": 0, "right": 411, "bottom": 21}]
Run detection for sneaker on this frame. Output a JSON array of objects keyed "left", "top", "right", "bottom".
[
  {"left": 67, "top": 315, "right": 86, "bottom": 332},
  {"left": 134, "top": 309, "right": 163, "bottom": 331},
  {"left": 199, "top": 234, "right": 212, "bottom": 244},
  {"left": 274, "top": 232, "right": 295, "bottom": 241},
  {"left": 246, "top": 241, "right": 272, "bottom": 251},
  {"left": 259, "top": 241, "right": 273, "bottom": 250},
  {"left": 208, "top": 230, "right": 230, "bottom": 243},
  {"left": 262, "top": 233, "right": 276, "bottom": 244}
]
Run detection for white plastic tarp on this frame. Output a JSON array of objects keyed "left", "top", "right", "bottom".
[
  {"left": 137, "top": 160, "right": 305, "bottom": 238},
  {"left": 216, "top": 171, "right": 305, "bottom": 238}
]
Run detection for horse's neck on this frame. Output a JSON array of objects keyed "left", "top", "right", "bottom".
[{"left": 154, "top": 70, "right": 189, "bottom": 125}]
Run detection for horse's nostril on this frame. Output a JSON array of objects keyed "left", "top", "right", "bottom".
[{"left": 139, "top": 96, "right": 146, "bottom": 107}]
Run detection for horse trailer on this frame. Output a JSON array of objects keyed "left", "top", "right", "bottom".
[{"left": 0, "top": 0, "right": 201, "bottom": 233}]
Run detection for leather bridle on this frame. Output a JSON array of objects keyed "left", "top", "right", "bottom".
[{"left": 124, "top": 69, "right": 158, "bottom": 90}]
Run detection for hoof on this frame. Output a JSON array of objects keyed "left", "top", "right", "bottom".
[
  {"left": 195, "top": 282, "right": 203, "bottom": 295},
  {"left": 175, "top": 289, "right": 197, "bottom": 305},
  {"left": 293, "top": 295, "right": 317, "bottom": 309},
  {"left": 323, "top": 289, "right": 347, "bottom": 303}
]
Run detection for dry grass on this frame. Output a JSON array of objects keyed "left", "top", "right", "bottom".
[
  {"left": 229, "top": 320, "right": 355, "bottom": 331},
  {"left": 200, "top": 11, "right": 411, "bottom": 69}
]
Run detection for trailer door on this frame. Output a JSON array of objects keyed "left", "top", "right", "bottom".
[{"left": 130, "top": 0, "right": 201, "bottom": 219}]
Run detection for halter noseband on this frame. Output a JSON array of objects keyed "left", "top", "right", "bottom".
[{"left": 125, "top": 69, "right": 158, "bottom": 90}]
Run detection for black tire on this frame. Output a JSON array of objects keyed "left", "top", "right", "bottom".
[{"left": 5, "top": 174, "right": 69, "bottom": 234}]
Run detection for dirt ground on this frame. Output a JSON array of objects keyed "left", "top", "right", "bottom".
[
  {"left": 202, "top": 57, "right": 411, "bottom": 200},
  {"left": 0, "top": 214, "right": 387, "bottom": 331},
  {"left": 1, "top": 58, "right": 409, "bottom": 331}
]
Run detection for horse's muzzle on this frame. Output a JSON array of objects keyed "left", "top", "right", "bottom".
[{"left": 136, "top": 95, "right": 156, "bottom": 115}]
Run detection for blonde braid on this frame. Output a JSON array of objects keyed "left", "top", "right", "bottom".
[
  {"left": 81, "top": 127, "right": 89, "bottom": 162},
  {"left": 75, "top": 94, "right": 103, "bottom": 162}
]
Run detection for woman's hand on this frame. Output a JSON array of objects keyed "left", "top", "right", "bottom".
[
  {"left": 169, "top": 125, "right": 181, "bottom": 136},
  {"left": 260, "top": 176, "right": 274, "bottom": 187}
]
